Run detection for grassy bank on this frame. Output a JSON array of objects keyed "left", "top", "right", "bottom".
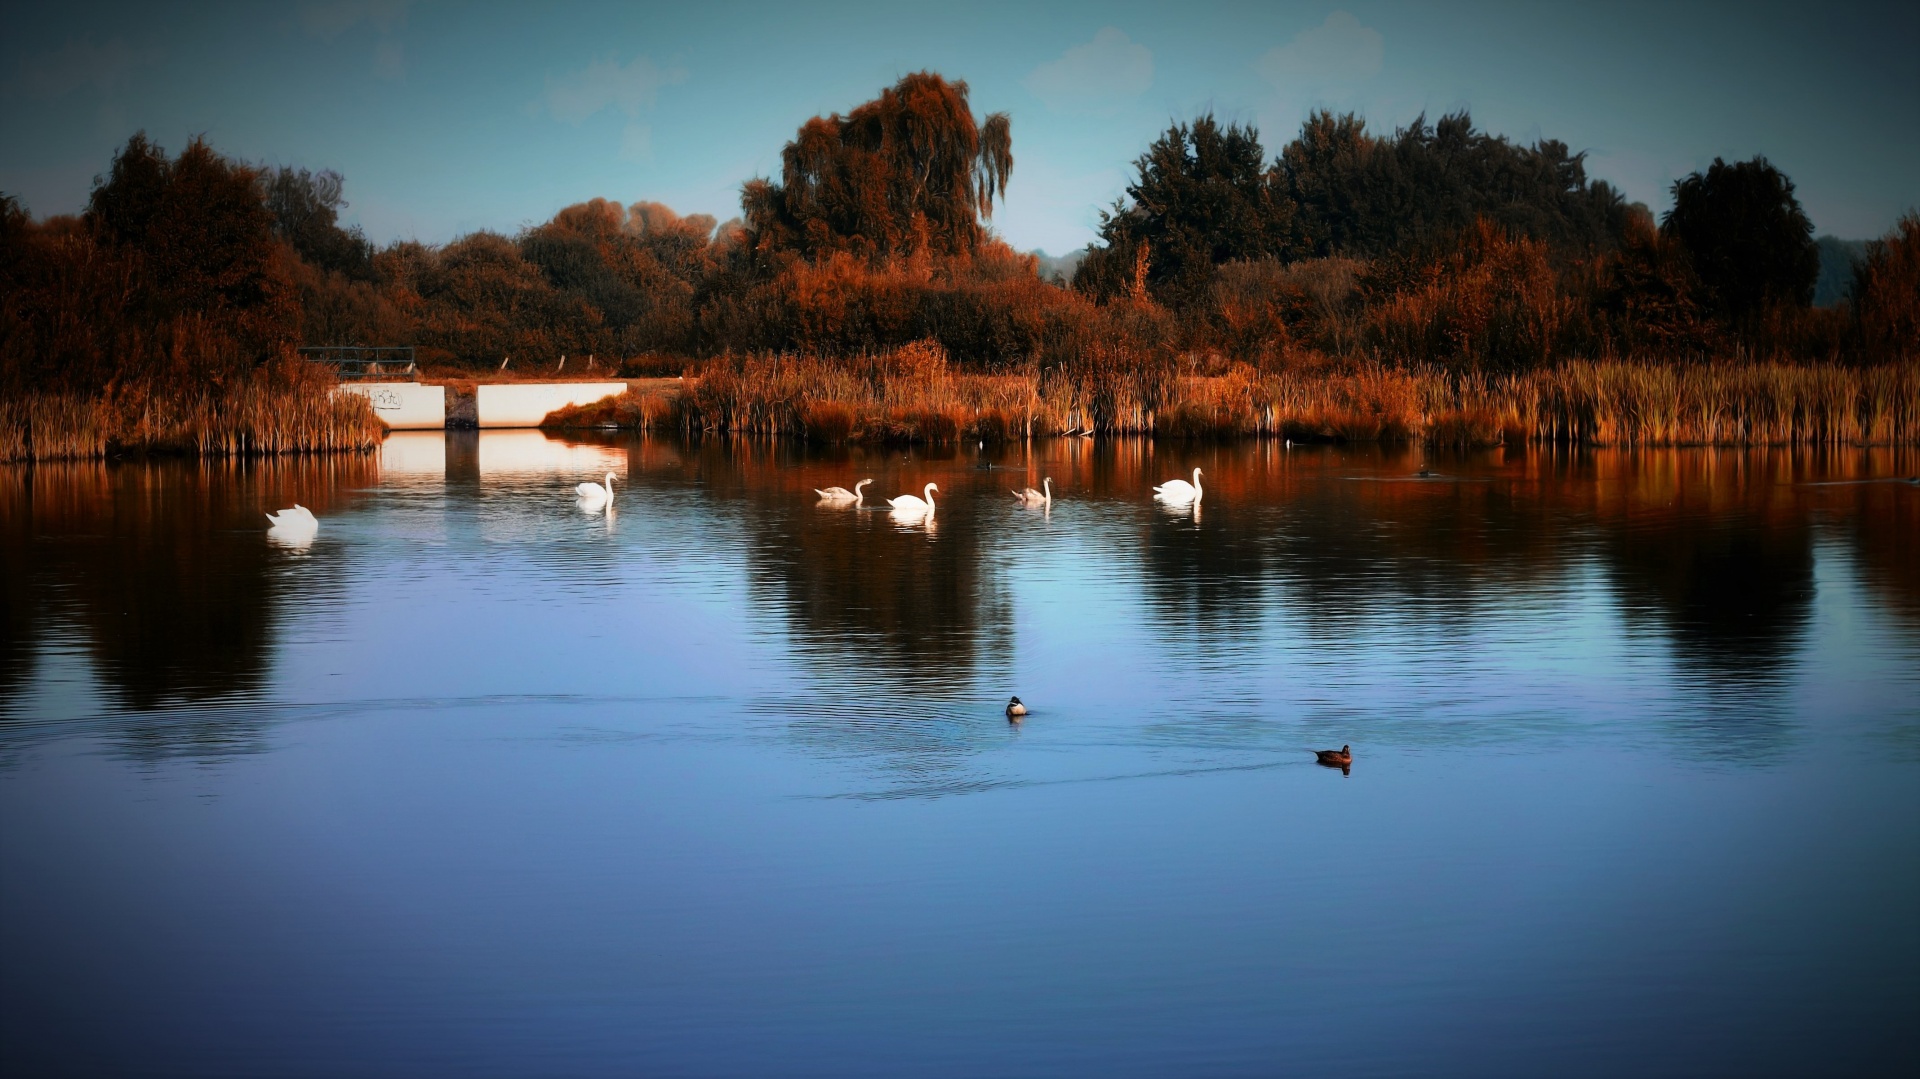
[
  {"left": 0, "top": 379, "right": 385, "bottom": 463},
  {"left": 542, "top": 350, "right": 1920, "bottom": 448}
]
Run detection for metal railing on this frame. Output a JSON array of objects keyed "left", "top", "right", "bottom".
[{"left": 298, "top": 346, "right": 417, "bottom": 381}]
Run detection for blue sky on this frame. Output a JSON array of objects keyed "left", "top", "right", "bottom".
[{"left": 3, "top": 1, "right": 1916, "bottom": 254}]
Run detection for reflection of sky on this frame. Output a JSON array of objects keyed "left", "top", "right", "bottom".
[{"left": 3, "top": 440, "right": 1918, "bottom": 1074}]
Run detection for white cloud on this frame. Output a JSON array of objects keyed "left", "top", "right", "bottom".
[
  {"left": 1256, "top": 12, "right": 1383, "bottom": 88},
  {"left": 544, "top": 54, "right": 688, "bottom": 127},
  {"left": 8, "top": 38, "right": 149, "bottom": 100},
  {"left": 1024, "top": 27, "right": 1152, "bottom": 113}
]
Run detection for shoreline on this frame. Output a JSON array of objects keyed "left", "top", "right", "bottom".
[
  {"left": 6, "top": 359, "right": 1917, "bottom": 462},
  {"left": 536, "top": 358, "right": 1920, "bottom": 449}
]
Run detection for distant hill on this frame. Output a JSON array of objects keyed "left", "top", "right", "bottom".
[
  {"left": 1031, "top": 248, "right": 1084, "bottom": 285},
  {"left": 1815, "top": 236, "right": 1870, "bottom": 307}
]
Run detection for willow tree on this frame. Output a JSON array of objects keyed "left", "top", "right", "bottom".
[{"left": 742, "top": 72, "right": 1012, "bottom": 262}]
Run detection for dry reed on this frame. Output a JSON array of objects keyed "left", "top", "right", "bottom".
[
  {"left": 544, "top": 348, "right": 1920, "bottom": 448},
  {"left": 1, "top": 380, "right": 385, "bottom": 462}
]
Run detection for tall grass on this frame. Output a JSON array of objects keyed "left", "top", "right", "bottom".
[
  {"left": 1, "top": 377, "right": 384, "bottom": 462},
  {"left": 1531, "top": 360, "right": 1920, "bottom": 446},
  {"left": 667, "top": 344, "right": 1064, "bottom": 443},
  {"left": 548, "top": 345, "right": 1920, "bottom": 448}
]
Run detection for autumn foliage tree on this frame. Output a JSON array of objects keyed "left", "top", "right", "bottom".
[
  {"left": 1, "top": 134, "right": 297, "bottom": 396},
  {"left": 10, "top": 80, "right": 1903, "bottom": 395},
  {"left": 86, "top": 133, "right": 296, "bottom": 367},
  {"left": 1851, "top": 212, "right": 1920, "bottom": 359},
  {"left": 741, "top": 72, "right": 1012, "bottom": 263}
]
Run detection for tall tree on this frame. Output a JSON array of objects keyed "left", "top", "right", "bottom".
[
  {"left": 1078, "top": 117, "right": 1291, "bottom": 305},
  {"left": 1280, "top": 110, "right": 1629, "bottom": 260},
  {"left": 85, "top": 133, "right": 294, "bottom": 364},
  {"left": 262, "top": 166, "right": 373, "bottom": 279},
  {"left": 1662, "top": 156, "right": 1819, "bottom": 321},
  {"left": 742, "top": 72, "right": 1012, "bottom": 262}
]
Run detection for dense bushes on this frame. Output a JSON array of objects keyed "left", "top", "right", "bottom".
[
  {"left": 1, "top": 135, "right": 298, "bottom": 398},
  {"left": 1852, "top": 213, "right": 1920, "bottom": 357},
  {"left": 1078, "top": 113, "right": 1908, "bottom": 371},
  {"left": 0, "top": 137, "right": 384, "bottom": 459},
  {"left": 1356, "top": 221, "right": 1572, "bottom": 371},
  {"left": 244, "top": 81, "right": 1920, "bottom": 376}
]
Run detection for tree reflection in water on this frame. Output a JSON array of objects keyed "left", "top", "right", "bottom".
[
  {"left": 3, "top": 436, "right": 1913, "bottom": 770},
  {"left": 0, "top": 455, "right": 374, "bottom": 758}
]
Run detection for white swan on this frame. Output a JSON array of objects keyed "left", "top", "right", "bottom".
[
  {"left": 265, "top": 504, "right": 318, "bottom": 548},
  {"left": 1012, "top": 477, "right": 1052, "bottom": 507},
  {"left": 1153, "top": 467, "right": 1204, "bottom": 505},
  {"left": 575, "top": 472, "right": 617, "bottom": 507},
  {"left": 888, "top": 482, "right": 938, "bottom": 517},
  {"left": 265, "top": 504, "right": 317, "bottom": 530},
  {"left": 816, "top": 478, "right": 872, "bottom": 504}
]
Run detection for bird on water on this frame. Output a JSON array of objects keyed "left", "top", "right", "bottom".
[
  {"left": 815, "top": 478, "right": 871, "bottom": 504},
  {"left": 1314, "top": 745, "right": 1352, "bottom": 767},
  {"left": 575, "top": 472, "right": 617, "bottom": 508},
  {"left": 1013, "top": 477, "right": 1052, "bottom": 507},
  {"left": 1153, "top": 467, "right": 1204, "bottom": 505},
  {"left": 888, "top": 482, "right": 939, "bottom": 517},
  {"left": 265, "top": 504, "right": 317, "bottom": 531},
  {"left": 1006, "top": 696, "right": 1027, "bottom": 720}
]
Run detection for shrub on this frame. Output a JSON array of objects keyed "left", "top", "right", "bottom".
[{"left": 1853, "top": 212, "right": 1920, "bottom": 361}]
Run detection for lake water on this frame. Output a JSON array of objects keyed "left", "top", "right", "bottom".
[{"left": 3, "top": 433, "right": 1917, "bottom": 1077}]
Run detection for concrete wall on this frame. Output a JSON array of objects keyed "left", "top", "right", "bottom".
[
  {"left": 475, "top": 382, "right": 628, "bottom": 428},
  {"left": 341, "top": 382, "right": 445, "bottom": 430}
]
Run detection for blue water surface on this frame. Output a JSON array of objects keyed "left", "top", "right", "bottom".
[{"left": 2, "top": 434, "right": 1916, "bottom": 1077}]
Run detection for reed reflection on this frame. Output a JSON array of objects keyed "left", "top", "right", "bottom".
[
  {"left": 0, "top": 469, "right": 33, "bottom": 708},
  {"left": 1808, "top": 448, "right": 1920, "bottom": 631}
]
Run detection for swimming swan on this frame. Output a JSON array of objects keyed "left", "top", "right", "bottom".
[
  {"left": 1153, "top": 467, "right": 1204, "bottom": 504},
  {"left": 265, "top": 504, "right": 317, "bottom": 530},
  {"left": 816, "top": 478, "right": 872, "bottom": 503},
  {"left": 576, "top": 472, "right": 617, "bottom": 507},
  {"left": 888, "top": 482, "right": 939, "bottom": 517},
  {"left": 265, "top": 504, "right": 318, "bottom": 548},
  {"left": 1013, "top": 477, "right": 1052, "bottom": 506}
]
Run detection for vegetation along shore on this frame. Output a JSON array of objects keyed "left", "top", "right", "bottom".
[{"left": 3, "top": 72, "right": 1916, "bottom": 461}]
